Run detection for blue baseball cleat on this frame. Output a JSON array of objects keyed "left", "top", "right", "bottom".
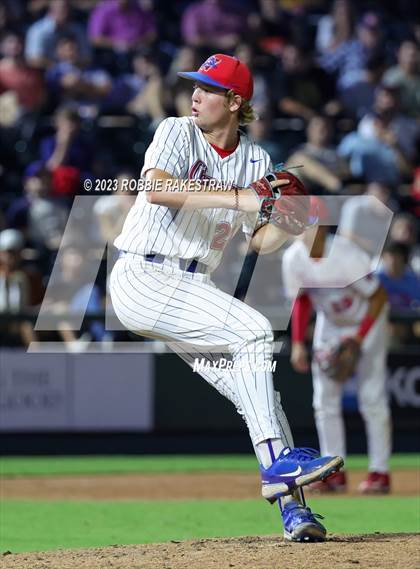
[
  {"left": 281, "top": 501, "right": 327, "bottom": 542},
  {"left": 260, "top": 447, "right": 344, "bottom": 501}
]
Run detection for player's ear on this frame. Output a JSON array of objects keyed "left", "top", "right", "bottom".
[{"left": 229, "top": 94, "right": 242, "bottom": 113}]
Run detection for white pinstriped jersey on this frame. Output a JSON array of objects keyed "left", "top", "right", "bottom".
[
  {"left": 282, "top": 235, "right": 380, "bottom": 326},
  {"left": 114, "top": 116, "right": 272, "bottom": 272}
]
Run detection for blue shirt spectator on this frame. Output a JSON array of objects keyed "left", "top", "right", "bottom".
[
  {"left": 377, "top": 241, "right": 420, "bottom": 310},
  {"left": 40, "top": 106, "right": 93, "bottom": 173},
  {"left": 318, "top": 12, "right": 385, "bottom": 92},
  {"left": 25, "top": 0, "right": 91, "bottom": 69},
  {"left": 46, "top": 35, "right": 112, "bottom": 116}
]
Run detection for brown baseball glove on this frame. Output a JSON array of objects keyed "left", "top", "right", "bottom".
[
  {"left": 317, "top": 337, "right": 362, "bottom": 383},
  {"left": 249, "top": 170, "right": 313, "bottom": 236}
]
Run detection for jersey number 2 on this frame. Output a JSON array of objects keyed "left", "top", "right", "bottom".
[
  {"left": 210, "top": 222, "right": 231, "bottom": 250},
  {"left": 331, "top": 295, "right": 354, "bottom": 313}
]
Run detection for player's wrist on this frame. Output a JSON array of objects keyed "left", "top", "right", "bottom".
[
  {"left": 240, "top": 188, "right": 261, "bottom": 212},
  {"left": 233, "top": 186, "right": 239, "bottom": 210},
  {"left": 292, "top": 341, "right": 306, "bottom": 351}
]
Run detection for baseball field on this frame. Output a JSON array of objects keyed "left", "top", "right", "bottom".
[{"left": 1, "top": 454, "right": 419, "bottom": 569}]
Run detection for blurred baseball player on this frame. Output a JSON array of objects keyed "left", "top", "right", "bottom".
[
  {"left": 282, "top": 202, "right": 391, "bottom": 494},
  {"left": 109, "top": 54, "right": 344, "bottom": 541}
]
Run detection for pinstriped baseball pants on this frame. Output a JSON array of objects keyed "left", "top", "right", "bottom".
[{"left": 109, "top": 254, "right": 293, "bottom": 446}]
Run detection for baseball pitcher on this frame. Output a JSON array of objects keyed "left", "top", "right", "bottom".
[{"left": 109, "top": 54, "right": 344, "bottom": 541}]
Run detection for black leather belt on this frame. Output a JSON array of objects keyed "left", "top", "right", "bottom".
[{"left": 119, "top": 251, "right": 208, "bottom": 274}]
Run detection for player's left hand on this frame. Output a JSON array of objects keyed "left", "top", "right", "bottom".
[
  {"left": 320, "top": 336, "right": 362, "bottom": 383},
  {"left": 291, "top": 341, "right": 310, "bottom": 373},
  {"left": 269, "top": 172, "right": 313, "bottom": 236},
  {"left": 249, "top": 170, "right": 313, "bottom": 236},
  {"left": 249, "top": 171, "right": 289, "bottom": 215}
]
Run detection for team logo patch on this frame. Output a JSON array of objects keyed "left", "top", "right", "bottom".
[
  {"left": 189, "top": 159, "right": 209, "bottom": 180},
  {"left": 199, "top": 55, "right": 221, "bottom": 72}
]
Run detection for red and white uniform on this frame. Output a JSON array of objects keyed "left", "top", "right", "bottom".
[{"left": 282, "top": 235, "right": 391, "bottom": 473}]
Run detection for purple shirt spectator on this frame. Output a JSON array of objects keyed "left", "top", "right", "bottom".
[
  {"left": 181, "top": 0, "right": 247, "bottom": 50},
  {"left": 88, "top": 0, "right": 156, "bottom": 50}
]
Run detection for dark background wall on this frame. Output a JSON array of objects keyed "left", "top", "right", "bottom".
[{"left": 1, "top": 352, "right": 419, "bottom": 455}]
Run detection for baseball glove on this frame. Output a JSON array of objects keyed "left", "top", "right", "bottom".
[
  {"left": 249, "top": 170, "right": 313, "bottom": 236},
  {"left": 317, "top": 337, "right": 362, "bottom": 383}
]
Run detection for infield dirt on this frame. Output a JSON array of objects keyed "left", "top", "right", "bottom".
[{"left": 2, "top": 469, "right": 419, "bottom": 500}]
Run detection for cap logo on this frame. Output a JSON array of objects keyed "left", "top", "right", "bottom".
[{"left": 200, "top": 55, "right": 221, "bottom": 72}]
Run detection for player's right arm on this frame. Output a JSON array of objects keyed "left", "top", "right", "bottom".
[
  {"left": 290, "top": 294, "right": 313, "bottom": 373},
  {"left": 248, "top": 223, "right": 291, "bottom": 254},
  {"left": 281, "top": 245, "right": 312, "bottom": 373},
  {"left": 145, "top": 168, "right": 292, "bottom": 213},
  {"left": 145, "top": 168, "right": 259, "bottom": 212},
  {"left": 146, "top": 168, "right": 297, "bottom": 254}
]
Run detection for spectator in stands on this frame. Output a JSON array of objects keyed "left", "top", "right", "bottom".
[
  {"left": 234, "top": 43, "right": 270, "bottom": 118},
  {"left": 0, "top": 228, "right": 43, "bottom": 347},
  {"left": 6, "top": 165, "right": 68, "bottom": 252},
  {"left": 377, "top": 241, "right": 420, "bottom": 311},
  {"left": 88, "top": 0, "right": 156, "bottom": 72},
  {"left": 315, "top": 0, "right": 355, "bottom": 55},
  {"left": 358, "top": 85, "right": 419, "bottom": 166},
  {"left": 247, "top": 0, "right": 291, "bottom": 56},
  {"left": 389, "top": 213, "right": 420, "bottom": 276},
  {"left": 338, "top": 86, "right": 416, "bottom": 185},
  {"left": 0, "top": 1, "right": 27, "bottom": 35},
  {"left": 285, "top": 115, "right": 349, "bottom": 193},
  {"left": 93, "top": 171, "right": 136, "bottom": 244},
  {"left": 364, "top": 180, "right": 400, "bottom": 213},
  {"left": 339, "top": 54, "right": 386, "bottom": 120},
  {"left": 319, "top": 11, "right": 385, "bottom": 92},
  {"left": 390, "top": 213, "right": 418, "bottom": 247},
  {"left": 123, "top": 50, "right": 165, "bottom": 126},
  {"left": 383, "top": 39, "right": 420, "bottom": 118},
  {"left": 274, "top": 43, "right": 337, "bottom": 122},
  {"left": 40, "top": 106, "right": 92, "bottom": 174},
  {"left": 43, "top": 244, "right": 109, "bottom": 348},
  {"left": 46, "top": 34, "right": 112, "bottom": 117},
  {"left": 181, "top": 0, "right": 247, "bottom": 51},
  {"left": 25, "top": 0, "right": 91, "bottom": 69},
  {"left": 165, "top": 46, "right": 201, "bottom": 117},
  {"left": 0, "top": 31, "right": 45, "bottom": 127},
  {"left": 246, "top": 115, "right": 283, "bottom": 165}
]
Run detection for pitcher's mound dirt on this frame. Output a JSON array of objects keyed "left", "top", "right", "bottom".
[{"left": 2, "top": 533, "right": 419, "bottom": 569}]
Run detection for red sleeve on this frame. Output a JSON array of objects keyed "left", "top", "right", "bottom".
[{"left": 291, "top": 293, "right": 312, "bottom": 343}]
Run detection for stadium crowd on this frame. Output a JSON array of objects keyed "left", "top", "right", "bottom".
[{"left": 0, "top": 0, "right": 419, "bottom": 349}]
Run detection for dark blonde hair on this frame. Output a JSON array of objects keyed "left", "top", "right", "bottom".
[{"left": 225, "top": 89, "right": 256, "bottom": 125}]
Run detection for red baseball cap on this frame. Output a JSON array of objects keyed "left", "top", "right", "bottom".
[{"left": 178, "top": 53, "right": 253, "bottom": 100}]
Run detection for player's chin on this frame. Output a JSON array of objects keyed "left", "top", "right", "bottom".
[{"left": 192, "top": 114, "right": 207, "bottom": 128}]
